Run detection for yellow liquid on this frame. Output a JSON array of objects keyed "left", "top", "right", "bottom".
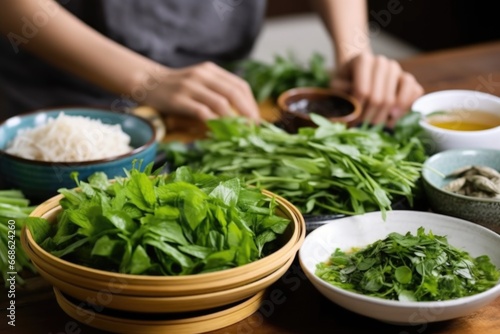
[{"left": 426, "top": 110, "right": 500, "bottom": 131}]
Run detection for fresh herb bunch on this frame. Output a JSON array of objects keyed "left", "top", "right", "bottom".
[
  {"left": 236, "top": 53, "right": 330, "bottom": 102},
  {"left": 162, "top": 113, "right": 426, "bottom": 217},
  {"left": 0, "top": 190, "right": 37, "bottom": 286},
  {"left": 26, "top": 165, "right": 291, "bottom": 275},
  {"left": 316, "top": 227, "right": 500, "bottom": 301}
]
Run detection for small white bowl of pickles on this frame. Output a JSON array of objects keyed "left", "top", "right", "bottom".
[
  {"left": 298, "top": 210, "right": 500, "bottom": 325},
  {"left": 412, "top": 89, "right": 500, "bottom": 153}
]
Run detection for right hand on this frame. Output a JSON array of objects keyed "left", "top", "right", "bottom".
[
  {"left": 143, "top": 62, "right": 260, "bottom": 122},
  {"left": 331, "top": 53, "right": 424, "bottom": 127}
]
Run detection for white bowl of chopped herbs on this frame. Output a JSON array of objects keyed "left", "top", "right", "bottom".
[{"left": 298, "top": 210, "right": 500, "bottom": 325}]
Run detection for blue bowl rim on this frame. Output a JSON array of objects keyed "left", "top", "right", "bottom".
[
  {"left": 422, "top": 148, "right": 500, "bottom": 203},
  {"left": 0, "top": 106, "right": 157, "bottom": 166}
]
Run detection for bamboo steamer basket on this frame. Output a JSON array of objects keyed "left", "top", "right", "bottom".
[
  {"left": 26, "top": 244, "right": 294, "bottom": 313},
  {"left": 53, "top": 287, "right": 266, "bottom": 334},
  {"left": 22, "top": 189, "right": 305, "bottom": 297}
]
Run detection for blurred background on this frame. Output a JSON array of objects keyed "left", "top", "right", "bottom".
[
  {"left": 253, "top": 0, "right": 499, "bottom": 67},
  {"left": 1, "top": 1, "right": 498, "bottom": 118}
]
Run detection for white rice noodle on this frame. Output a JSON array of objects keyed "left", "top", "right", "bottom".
[{"left": 6, "top": 112, "right": 133, "bottom": 162}]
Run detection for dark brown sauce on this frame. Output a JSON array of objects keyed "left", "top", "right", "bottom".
[{"left": 288, "top": 96, "right": 353, "bottom": 118}]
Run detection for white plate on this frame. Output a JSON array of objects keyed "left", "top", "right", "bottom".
[{"left": 299, "top": 210, "right": 500, "bottom": 325}]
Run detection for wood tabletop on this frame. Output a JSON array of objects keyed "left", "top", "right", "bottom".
[
  {"left": 3, "top": 41, "right": 500, "bottom": 334},
  {"left": 400, "top": 40, "right": 500, "bottom": 96}
]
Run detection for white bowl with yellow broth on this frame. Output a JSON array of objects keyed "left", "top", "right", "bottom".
[{"left": 411, "top": 90, "right": 500, "bottom": 153}]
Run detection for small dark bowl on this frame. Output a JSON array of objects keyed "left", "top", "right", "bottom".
[
  {"left": 277, "top": 87, "right": 361, "bottom": 133},
  {"left": 0, "top": 107, "right": 157, "bottom": 202}
]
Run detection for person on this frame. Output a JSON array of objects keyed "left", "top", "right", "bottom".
[{"left": 0, "top": 0, "right": 423, "bottom": 126}]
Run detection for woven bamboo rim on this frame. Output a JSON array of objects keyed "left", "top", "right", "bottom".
[
  {"left": 23, "top": 190, "right": 305, "bottom": 294},
  {"left": 54, "top": 287, "right": 265, "bottom": 334},
  {"left": 30, "top": 251, "right": 294, "bottom": 313}
]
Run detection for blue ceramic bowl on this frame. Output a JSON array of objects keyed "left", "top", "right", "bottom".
[
  {"left": 422, "top": 149, "right": 500, "bottom": 233},
  {"left": 0, "top": 107, "right": 157, "bottom": 202}
]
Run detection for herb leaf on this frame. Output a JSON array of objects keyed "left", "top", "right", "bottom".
[
  {"left": 316, "top": 228, "right": 500, "bottom": 301},
  {"left": 31, "top": 167, "right": 291, "bottom": 276},
  {"left": 161, "top": 114, "right": 426, "bottom": 216},
  {"left": 236, "top": 53, "right": 330, "bottom": 102}
]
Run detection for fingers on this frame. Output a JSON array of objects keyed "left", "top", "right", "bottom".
[
  {"left": 172, "top": 94, "right": 219, "bottom": 120},
  {"left": 387, "top": 73, "right": 424, "bottom": 127},
  {"left": 330, "top": 77, "right": 352, "bottom": 94},
  {"left": 371, "top": 58, "right": 401, "bottom": 124},
  {"left": 149, "top": 62, "right": 260, "bottom": 122},
  {"left": 350, "top": 53, "right": 373, "bottom": 107},
  {"left": 194, "top": 62, "right": 260, "bottom": 121},
  {"left": 340, "top": 53, "right": 424, "bottom": 127},
  {"left": 395, "top": 73, "right": 425, "bottom": 113}
]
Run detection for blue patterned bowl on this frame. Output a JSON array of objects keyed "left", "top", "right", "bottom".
[
  {"left": 422, "top": 148, "right": 500, "bottom": 233},
  {"left": 0, "top": 107, "right": 157, "bottom": 203}
]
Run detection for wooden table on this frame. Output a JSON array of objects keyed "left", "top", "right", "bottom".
[
  {"left": 400, "top": 40, "right": 500, "bottom": 96},
  {"left": 3, "top": 41, "right": 500, "bottom": 334}
]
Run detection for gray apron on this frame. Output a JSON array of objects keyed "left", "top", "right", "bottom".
[{"left": 0, "top": 0, "right": 266, "bottom": 119}]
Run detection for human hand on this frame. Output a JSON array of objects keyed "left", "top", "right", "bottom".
[
  {"left": 144, "top": 62, "right": 260, "bottom": 122},
  {"left": 331, "top": 53, "right": 424, "bottom": 127}
]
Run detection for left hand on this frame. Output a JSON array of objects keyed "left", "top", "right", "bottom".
[{"left": 331, "top": 52, "right": 424, "bottom": 127}]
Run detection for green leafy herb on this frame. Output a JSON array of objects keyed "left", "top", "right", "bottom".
[
  {"left": 161, "top": 114, "right": 426, "bottom": 217},
  {"left": 315, "top": 227, "right": 500, "bottom": 301},
  {"left": 236, "top": 53, "right": 330, "bottom": 102},
  {"left": 26, "top": 166, "right": 290, "bottom": 276},
  {"left": 0, "top": 190, "right": 37, "bottom": 286}
]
